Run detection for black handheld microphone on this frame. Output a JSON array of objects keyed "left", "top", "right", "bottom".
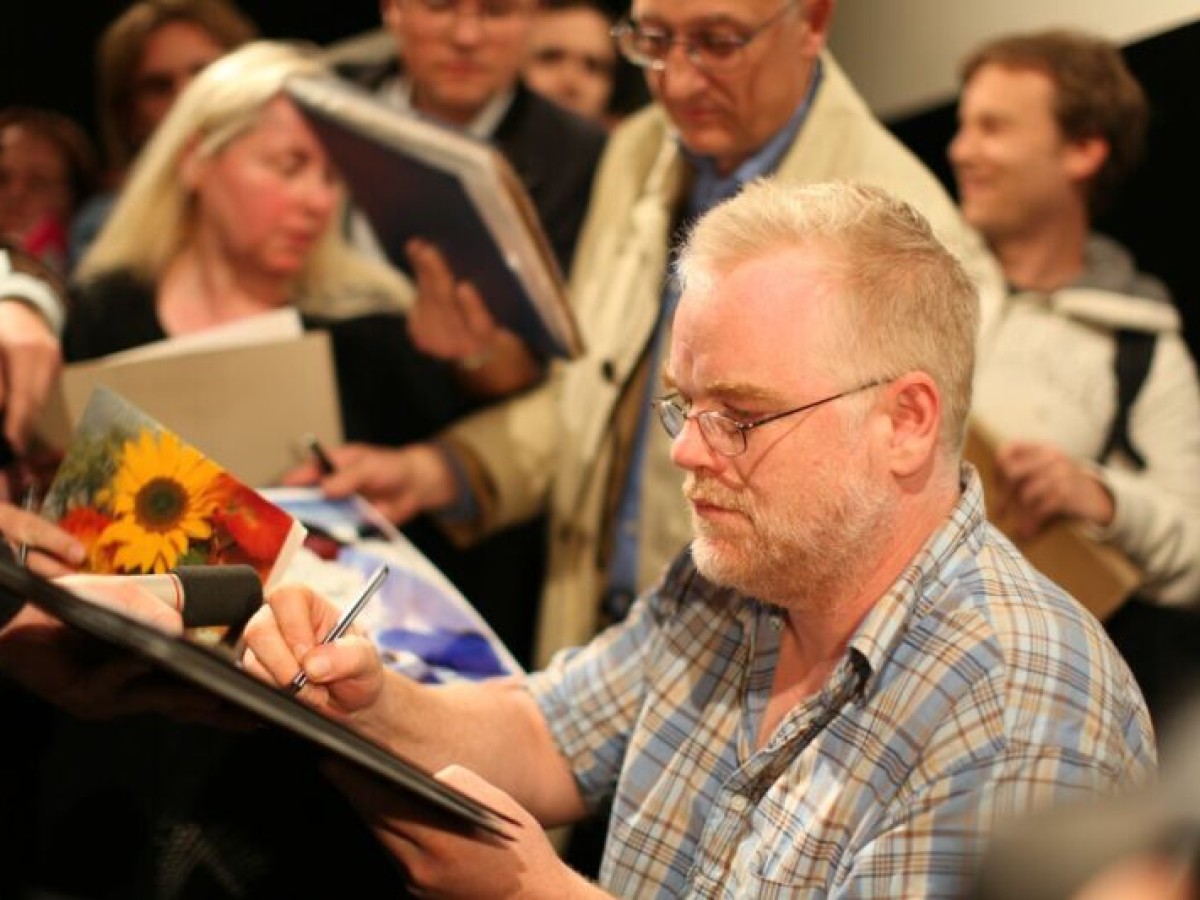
[{"left": 99, "top": 564, "right": 264, "bottom": 629}]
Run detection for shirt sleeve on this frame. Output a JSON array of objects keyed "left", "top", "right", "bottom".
[
  {"left": 525, "top": 587, "right": 667, "bottom": 811},
  {"left": 0, "top": 245, "right": 66, "bottom": 335},
  {"left": 832, "top": 746, "right": 1146, "bottom": 899}
]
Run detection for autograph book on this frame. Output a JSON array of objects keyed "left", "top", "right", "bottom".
[
  {"left": 0, "top": 555, "right": 515, "bottom": 836},
  {"left": 285, "top": 72, "right": 582, "bottom": 360}
]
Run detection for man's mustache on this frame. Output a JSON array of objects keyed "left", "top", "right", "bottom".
[{"left": 683, "top": 475, "right": 751, "bottom": 515}]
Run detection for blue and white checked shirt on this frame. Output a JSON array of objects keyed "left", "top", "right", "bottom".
[{"left": 528, "top": 467, "right": 1155, "bottom": 898}]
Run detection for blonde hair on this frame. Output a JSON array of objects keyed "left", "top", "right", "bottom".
[
  {"left": 79, "top": 40, "right": 408, "bottom": 315},
  {"left": 676, "top": 180, "right": 980, "bottom": 453}
]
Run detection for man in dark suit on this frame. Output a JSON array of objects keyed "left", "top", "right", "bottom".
[
  {"left": 326, "top": 0, "right": 607, "bottom": 668},
  {"left": 353, "top": 0, "right": 607, "bottom": 275}
]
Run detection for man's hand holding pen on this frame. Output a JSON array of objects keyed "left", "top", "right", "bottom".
[
  {"left": 243, "top": 582, "right": 390, "bottom": 727},
  {"left": 241, "top": 583, "right": 605, "bottom": 900}
]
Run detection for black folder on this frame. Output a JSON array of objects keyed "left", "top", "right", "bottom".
[
  {"left": 0, "top": 555, "right": 516, "bottom": 836},
  {"left": 286, "top": 73, "right": 583, "bottom": 360}
]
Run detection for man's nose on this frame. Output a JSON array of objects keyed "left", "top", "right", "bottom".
[{"left": 669, "top": 415, "right": 724, "bottom": 474}]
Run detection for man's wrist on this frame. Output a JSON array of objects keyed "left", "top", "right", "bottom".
[{"left": 428, "top": 440, "right": 480, "bottom": 522}]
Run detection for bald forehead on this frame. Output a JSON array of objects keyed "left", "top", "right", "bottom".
[
  {"left": 632, "top": 0, "right": 785, "bottom": 19},
  {"left": 678, "top": 247, "right": 842, "bottom": 350}
]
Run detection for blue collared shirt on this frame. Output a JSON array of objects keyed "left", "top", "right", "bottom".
[
  {"left": 605, "top": 62, "right": 825, "bottom": 617},
  {"left": 531, "top": 467, "right": 1154, "bottom": 897}
]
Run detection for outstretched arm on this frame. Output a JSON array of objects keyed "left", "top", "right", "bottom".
[
  {"left": 243, "top": 584, "right": 587, "bottom": 825},
  {"left": 242, "top": 585, "right": 606, "bottom": 899}
]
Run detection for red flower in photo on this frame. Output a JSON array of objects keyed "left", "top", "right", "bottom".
[
  {"left": 57, "top": 506, "right": 118, "bottom": 570},
  {"left": 58, "top": 506, "right": 113, "bottom": 543},
  {"left": 211, "top": 474, "right": 292, "bottom": 564}
]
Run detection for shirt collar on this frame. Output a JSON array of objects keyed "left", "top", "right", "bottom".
[
  {"left": 681, "top": 58, "right": 824, "bottom": 218},
  {"left": 846, "top": 464, "right": 988, "bottom": 702},
  {"left": 383, "top": 76, "right": 515, "bottom": 140}
]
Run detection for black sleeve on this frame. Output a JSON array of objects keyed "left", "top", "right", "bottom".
[
  {"left": 307, "top": 313, "right": 481, "bottom": 446},
  {"left": 493, "top": 89, "right": 608, "bottom": 274},
  {"left": 64, "top": 272, "right": 166, "bottom": 363}
]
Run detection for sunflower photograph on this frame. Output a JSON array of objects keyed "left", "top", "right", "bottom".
[
  {"left": 96, "top": 428, "right": 224, "bottom": 573},
  {"left": 44, "top": 387, "right": 302, "bottom": 585}
]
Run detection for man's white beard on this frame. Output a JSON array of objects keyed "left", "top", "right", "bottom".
[{"left": 687, "top": 470, "right": 893, "bottom": 610}]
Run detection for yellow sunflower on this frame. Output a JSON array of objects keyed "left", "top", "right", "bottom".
[{"left": 97, "top": 429, "right": 224, "bottom": 574}]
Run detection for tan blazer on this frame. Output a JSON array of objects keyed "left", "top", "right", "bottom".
[{"left": 444, "top": 53, "right": 1004, "bottom": 666}]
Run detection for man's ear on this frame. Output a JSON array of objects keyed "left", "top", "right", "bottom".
[
  {"left": 802, "top": 0, "right": 835, "bottom": 53},
  {"left": 879, "top": 373, "right": 941, "bottom": 478},
  {"left": 1064, "top": 135, "right": 1109, "bottom": 185},
  {"left": 381, "top": 0, "right": 402, "bottom": 34}
]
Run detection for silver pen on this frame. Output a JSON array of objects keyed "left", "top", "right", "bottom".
[
  {"left": 16, "top": 485, "right": 39, "bottom": 567},
  {"left": 288, "top": 563, "right": 389, "bottom": 695}
]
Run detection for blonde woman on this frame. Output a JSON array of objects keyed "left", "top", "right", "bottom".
[
  {"left": 74, "top": 40, "right": 407, "bottom": 330},
  {"left": 68, "top": 40, "right": 538, "bottom": 416}
]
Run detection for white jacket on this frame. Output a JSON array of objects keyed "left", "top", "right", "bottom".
[{"left": 974, "top": 236, "right": 1200, "bottom": 605}]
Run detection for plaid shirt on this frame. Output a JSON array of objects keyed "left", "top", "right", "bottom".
[{"left": 528, "top": 468, "right": 1155, "bottom": 898}]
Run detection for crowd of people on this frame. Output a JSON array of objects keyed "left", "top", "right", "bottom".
[{"left": 1, "top": 0, "right": 1198, "bottom": 897}]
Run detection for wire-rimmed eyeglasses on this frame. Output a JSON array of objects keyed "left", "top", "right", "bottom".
[
  {"left": 611, "top": 0, "right": 798, "bottom": 73},
  {"left": 654, "top": 378, "right": 889, "bottom": 457}
]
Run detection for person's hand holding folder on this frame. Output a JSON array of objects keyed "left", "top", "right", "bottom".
[
  {"left": 0, "top": 503, "right": 197, "bottom": 719},
  {"left": 326, "top": 761, "right": 599, "bottom": 900},
  {"left": 0, "top": 568, "right": 233, "bottom": 723},
  {"left": 0, "top": 498, "right": 84, "bottom": 577},
  {"left": 992, "top": 438, "right": 1116, "bottom": 539},
  {"left": 404, "top": 238, "right": 544, "bottom": 398},
  {"left": 0, "top": 271, "right": 64, "bottom": 453}
]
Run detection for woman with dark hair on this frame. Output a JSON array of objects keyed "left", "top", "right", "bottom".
[
  {"left": 70, "top": 0, "right": 258, "bottom": 268},
  {"left": 0, "top": 107, "right": 98, "bottom": 272}
]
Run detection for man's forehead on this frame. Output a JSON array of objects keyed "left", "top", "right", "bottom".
[
  {"left": 632, "top": 0, "right": 780, "bottom": 22},
  {"left": 671, "top": 260, "right": 837, "bottom": 380},
  {"left": 966, "top": 63, "right": 1057, "bottom": 99}
]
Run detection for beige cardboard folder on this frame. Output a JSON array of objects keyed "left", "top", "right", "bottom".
[
  {"left": 965, "top": 422, "right": 1142, "bottom": 620},
  {"left": 39, "top": 332, "right": 343, "bottom": 488}
]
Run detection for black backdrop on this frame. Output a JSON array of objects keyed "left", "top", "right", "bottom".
[
  {"left": 0, "top": 3, "right": 381, "bottom": 136},
  {"left": 2, "top": 7, "right": 1198, "bottom": 354}
]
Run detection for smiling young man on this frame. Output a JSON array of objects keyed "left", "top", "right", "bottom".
[
  {"left": 950, "top": 31, "right": 1200, "bottom": 710},
  {"left": 246, "top": 182, "right": 1152, "bottom": 898},
  {"left": 312, "top": 0, "right": 1002, "bottom": 672}
]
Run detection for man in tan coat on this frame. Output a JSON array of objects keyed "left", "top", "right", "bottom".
[{"left": 307, "top": 0, "right": 1002, "bottom": 666}]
